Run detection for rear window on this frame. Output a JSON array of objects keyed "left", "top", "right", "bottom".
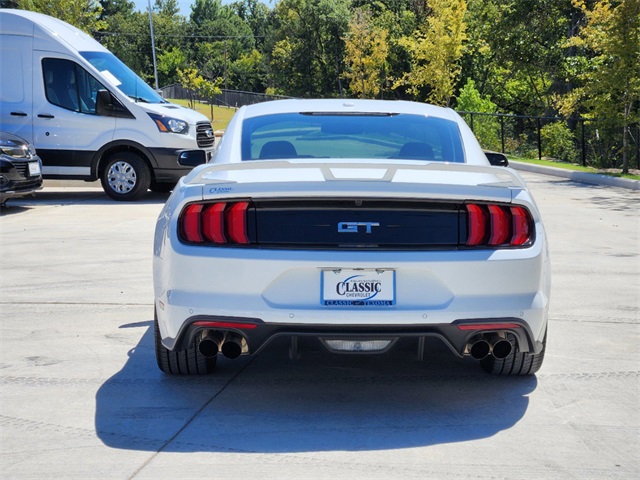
[{"left": 241, "top": 112, "right": 465, "bottom": 162}]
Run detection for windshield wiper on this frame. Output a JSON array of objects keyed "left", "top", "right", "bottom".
[{"left": 128, "top": 95, "right": 149, "bottom": 103}]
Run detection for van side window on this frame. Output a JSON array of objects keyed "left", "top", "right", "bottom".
[{"left": 42, "top": 58, "right": 105, "bottom": 114}]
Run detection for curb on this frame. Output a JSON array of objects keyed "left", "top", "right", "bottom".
[{"left": 510, "top": 161, "right": 640, "bottom": 191}]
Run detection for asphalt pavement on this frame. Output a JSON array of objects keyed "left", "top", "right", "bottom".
[{"left": 0, "top": 171, "right": 638, "bottom": 479}]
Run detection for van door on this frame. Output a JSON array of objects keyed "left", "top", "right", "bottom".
[
  {"left": 0, "top": 34, "right": 33, "bottom": 142},
  {"left": 33, "top": 53, "right": 116, "bottom": 178}
]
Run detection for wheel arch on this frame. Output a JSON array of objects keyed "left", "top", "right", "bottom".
[{"left": 92, "top": 140, "right": 158, "bottom": 181}]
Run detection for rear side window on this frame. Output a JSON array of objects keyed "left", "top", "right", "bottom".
[
  {"left": 241, "top": 112, "right": 465, "bottom": 163},
  {"left": 42, "top": 58, "right": 105, "bottom": 114}
]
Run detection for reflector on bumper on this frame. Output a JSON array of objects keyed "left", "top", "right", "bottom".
[{"left": 322, "top": 338, "right": 395, "bottom": 353}]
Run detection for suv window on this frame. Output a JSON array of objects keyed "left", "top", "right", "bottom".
[{"left": 42, "top": 58, "right": 105, "bottom": 114}]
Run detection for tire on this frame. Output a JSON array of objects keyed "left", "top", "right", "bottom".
[
  {"left": 100, "top": 152, "right": 151, "bottom": 201},
  {"left": 481, "top": 330, "right": 546, "bottom": 376},
  {"left": 149, "top": 181, "right": 175, "bottom": 193},
  {"left": 154, "top": 310, "right": 217, "bottom": 375}
]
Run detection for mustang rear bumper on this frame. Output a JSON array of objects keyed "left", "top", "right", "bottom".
[{"left": 162, "top": 314, "right": 542, "bottom": 357}]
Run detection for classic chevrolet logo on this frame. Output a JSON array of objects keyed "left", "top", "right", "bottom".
[{"left": 337, "top": 221, "right": 380, "bottom": 233}]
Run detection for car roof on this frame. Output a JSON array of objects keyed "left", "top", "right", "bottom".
[{"left": 240, "top": 99, "right": 459, "bottom": 121}]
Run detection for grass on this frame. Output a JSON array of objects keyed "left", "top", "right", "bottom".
[
  {"left": 509, "top": 156, "right": 640, "bottom": 181},
  {"left": 166, "top": 98, "right": 236, "bottom": 131}
]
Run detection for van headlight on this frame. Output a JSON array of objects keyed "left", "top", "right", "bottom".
[{"left": 148, "top": 113, "right": 189, "bottom": 134}]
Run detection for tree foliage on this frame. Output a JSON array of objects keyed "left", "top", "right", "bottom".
[
  {"left": 561, "top": 0, "right": 640, "bottom": 173},
  {"left": 457, "top": 78, "right": 500, "bottom": 150},
  {"left": 394, "top": 0, "right": 467, "bottom": 106},
  {"left": 343, "top": 8, "right": 389, "bottom": 98},
  {"left": 18, "top": 0, "right": 105, "bottom": 33},
  {"left": 265, "top": 0, "right": 351, "bottom": 97},
  {"left": 14, "top": 0, "right": 639, "bottom": 169}
]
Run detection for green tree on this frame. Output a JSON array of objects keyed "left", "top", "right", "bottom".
[
  {"left": 229, "top": 49, "right": 266, "bottom": 92},
  {"left": 99, "top": 0, "right": 134, "bottom": 18},
  {"left": 189, "top": 0, "right": 255, "bottom": 88},
  {"left": 231, "top": 0, "right": 271, "bottom": 49},
  {"left": 18, "top": 0, "right": 105, "bottom": 33},
  {"left": 343, "top": 8, "right": 389, "bottom": 98},
  {"left": 265, "top": 0, "right": 351, "bottom": 97},
  {"left": 154, "top": 0, "right": 179, "bottom": 16},
  {"left": 456, "top": 79, "right": 500, "bottom": 150},
  {"left": 540, "top": 121, "right": 577, "bottom": 163},
  {"left": 157, "top": 46, "right": 187, "bottom": 86},
  {"left": 177, "top": 67, "right": 206, "bottom": 108},
  {"left": 199, "top": 77, "right": 223, "bottom": 119},
  {"left": 394, "top": 0, "right": 467, "bottom": 106},
  {"left": 462, "top": 0, "right": 579, "bottom": 115},
  {"left": 562, "top": 0, "right": 640, "bottom": 173}
]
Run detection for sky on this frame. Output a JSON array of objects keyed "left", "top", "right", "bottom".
[
  {"left": 133, "top": 0, "right": 268, "bottom": 18},
  {"left": 133, "top": 1, "right": 198, "bottom": 17}
]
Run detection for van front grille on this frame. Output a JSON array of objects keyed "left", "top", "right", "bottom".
[{"left": 196, "top": 122, "right": 215, "bottom": 148}]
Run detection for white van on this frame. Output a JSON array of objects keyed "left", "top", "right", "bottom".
[{"left": 0, "top": 9, "right": 214, "bottom": 201}]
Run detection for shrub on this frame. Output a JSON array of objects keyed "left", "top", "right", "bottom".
[{"left": 540, "top": 121, "right": 578, "bottom": 163}]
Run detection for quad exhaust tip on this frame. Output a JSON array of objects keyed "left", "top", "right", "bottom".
[
  {"left": 221, "top": 334, "right": 243, "bottom": 359},
  {"left": 469, "top": 339, "right": 491, "bottom": 360},
  {"left": 198, "top": 331, "right": 244, "bottom": 359},
  {"left": 467, "top": 334, "right": 513, "bottom": 360},
  {"left": 491, "top": 338, "right": 513, "bottom": 359}
]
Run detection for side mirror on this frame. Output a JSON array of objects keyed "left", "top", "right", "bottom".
[
  {"left": 484, "top": 151, "right": 509, "bottom": 167},
  {"left": 96, "top": 90, "right": 134, "bottom": 119},
  {"left": 178, "top": 150, "right": 207, "bottom": 167}
]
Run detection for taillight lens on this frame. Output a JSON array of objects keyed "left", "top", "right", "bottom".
[
  {"left": 488, "top": 205, "right": 510, "bottom": 246},
  {"left": 181, "top": 204, "right": 204, "bottom": 243},
  {"left": 179, "top": 201, "right": 251, "bottom": 245},
  {"left": 465, "top": 203, "right": 533, "bottom": 247},
  {"left": 227, "top": 202, "right": 249, "bottom": 244}
]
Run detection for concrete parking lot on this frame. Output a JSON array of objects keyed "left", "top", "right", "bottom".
[{"left": 1, "top": 172, "right": 638, "bottom": 479}]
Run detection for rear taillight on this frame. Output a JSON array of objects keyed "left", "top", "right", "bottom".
[
  {"left": 179, "top": 201, "right": 251, "bottom": 245},
  {"left": 465, "top": 203, "right": 533, "bottom": 247}
]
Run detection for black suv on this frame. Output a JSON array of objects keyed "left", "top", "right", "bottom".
[{"left": 1, "top": 132, "right": 43, "bottom": 206}]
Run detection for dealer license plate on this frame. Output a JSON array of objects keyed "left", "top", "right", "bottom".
[
  {"left": 28, "top": 162, "right": 41, "bottom": 176},
  {"left": 321, "top": 269, "right": 395, "bottom": 306}
]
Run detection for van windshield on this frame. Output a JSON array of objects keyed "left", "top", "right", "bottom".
[{"left": 80, "top": 51, "right": 165, "bottom": 104}]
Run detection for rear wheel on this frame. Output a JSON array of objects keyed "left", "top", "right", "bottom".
[
  {"left": 154, "top": 310, "right": 217, "bottom": 375},
  {"left": 481, "top": 330, "right": 546, "bottom": 375},
  {"left": 100, "top": 152, "right": 151, "bottom": 201}
]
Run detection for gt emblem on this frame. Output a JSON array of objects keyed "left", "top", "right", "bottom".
[{"left": 337, "top": 222, "right": 380, "bottom": 233}]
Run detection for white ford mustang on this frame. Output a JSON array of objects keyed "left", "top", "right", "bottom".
[{"left": 153, "top": 99, "right": 550, "bottom": 376}]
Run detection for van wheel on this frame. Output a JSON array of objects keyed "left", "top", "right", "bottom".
[{"left": 101, "top": 152, "right": 151, "bottom": 201}]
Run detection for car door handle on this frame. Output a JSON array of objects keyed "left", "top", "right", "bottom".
[
  {"left": 10, "top": 111, "right": 28, "bottom": 117},
  {"left": 38, "top": 114, "right": 55, "bottom": 119}
]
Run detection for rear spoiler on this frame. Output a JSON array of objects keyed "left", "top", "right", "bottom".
[{"left": 189, "top": 160, "right": 527, "bottom": 189}]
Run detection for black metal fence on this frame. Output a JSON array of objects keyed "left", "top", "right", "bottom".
[
  {"left": 160, "top": 85, "right": 291, "bottom": 109},
  {"left": 161, "top": 85, "right": 639, "bottom": 169},
  {"left": 457, "top": 111, "right": 639, "bottom": 169}
]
